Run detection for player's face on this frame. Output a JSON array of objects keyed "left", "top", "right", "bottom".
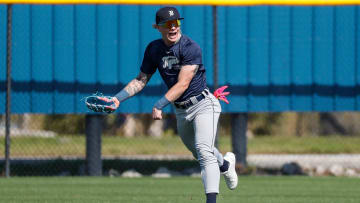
[{"left": 157, "top": 20, "right": 181, "bottom": 46}]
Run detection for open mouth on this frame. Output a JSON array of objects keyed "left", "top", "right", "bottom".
[{"left": 168, "top": 32, "right": 177, "bottom": 39}]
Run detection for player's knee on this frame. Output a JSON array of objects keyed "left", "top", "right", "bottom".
[{"left": 195, "top": 145, "right": 217, "bottom": 166}]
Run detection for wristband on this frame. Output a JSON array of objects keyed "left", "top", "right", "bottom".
[
  {"left": 154, "top": 96, "right": 170, "bottom": 110},
  {"left": 114, "top": 89, "right": 130, "bottom": 103}
]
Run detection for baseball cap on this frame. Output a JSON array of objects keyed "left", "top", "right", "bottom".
[{"left": 156, "top": 7, "right": 184, "bottom": 25}]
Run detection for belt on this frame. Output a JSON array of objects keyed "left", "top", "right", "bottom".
[{"left": 174, "top": 89, "right": 209, "bottom": 109}]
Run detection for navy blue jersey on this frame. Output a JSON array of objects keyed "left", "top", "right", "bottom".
[{"left": 140, "top": 35, "right": 207, "bottom": 102}]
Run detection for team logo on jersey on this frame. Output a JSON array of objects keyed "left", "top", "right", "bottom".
[
  {"left": 162, "top": 56, "right": 179, "bottom": 70},
  {"left": 169, "top": 10, "right": 174, "bottom": 16}
]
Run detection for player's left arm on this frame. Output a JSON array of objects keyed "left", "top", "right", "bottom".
[{"left": 152, "top": 65, "right": 199, "bottom": 120}]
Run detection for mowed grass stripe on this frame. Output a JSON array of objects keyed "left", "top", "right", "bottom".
[{"left": 0, "top": 176, "right": 359, "bottom": 203}]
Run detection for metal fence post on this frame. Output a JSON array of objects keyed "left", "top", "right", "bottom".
[
  {"left": 231, "top": 113, "right": 248, "bottom": 169},
  {"left": 5, "top": 4, "right": 13, "bottom": 178},
  {"left": 85, "top": 114, "right": 103, "bottom": 176}
]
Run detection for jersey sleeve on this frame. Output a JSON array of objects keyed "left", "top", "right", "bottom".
[
  {"left": 140, "top": 43, "right": 157, "bottom": 75},
  {"left": 181, "top": 42, "right": 202, "bottom": 66}
]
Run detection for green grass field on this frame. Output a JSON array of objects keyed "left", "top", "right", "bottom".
[{"left": 0, "top": 176, "right": 359, "bottom": 203}]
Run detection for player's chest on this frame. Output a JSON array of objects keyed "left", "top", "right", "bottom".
[{"left": 157, "top": 50, "right": 182, "bottom": 74}]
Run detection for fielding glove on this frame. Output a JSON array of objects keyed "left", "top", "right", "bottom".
[{"left": 85, "top": 95, "right": 117, "bottom": 114}]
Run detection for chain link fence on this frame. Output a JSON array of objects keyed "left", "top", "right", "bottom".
[{"left": 1, "top": 112, "right": 360, "bottom": 176}]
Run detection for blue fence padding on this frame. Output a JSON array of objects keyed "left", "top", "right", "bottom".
[
  {"left": 1, "top": 5, "right": 360, "bottom": 114},
  {"left": 335, "top": 6, "right": 356, "bottom": 111},
  {"left": 291, "top": 7, "right": 313, "bottom": 111},
  {"left": 313, "top": 7, "right": 334, "bottom": 112},
  {"left": 11, "top": 5, "right": 31, "bottom": 113},
  {"left": 31, "top": 6, "right": 53, "bottom": 113},
  {"left": 222, "top": 7, "right": 249, "bottom": 112},
  {"left": 54, "top": 6, "right": 75, "bottom": 113},
  {"left": 269, "top": 7, "right": 291, "bottom": 112},
  {"left": 248, "top": 7, "right": 270, "bottom": 112}
]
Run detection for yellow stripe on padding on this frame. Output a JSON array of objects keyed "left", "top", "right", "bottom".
[{"left": 0, "top": 0, "right": 360, "bottom": 5}]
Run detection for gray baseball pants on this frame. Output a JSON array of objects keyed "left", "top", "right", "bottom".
[{"left": 174, "top": 91, "right": 224, "bottom": 194}]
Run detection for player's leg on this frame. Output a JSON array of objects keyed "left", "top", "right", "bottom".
[
  {"left": 175, "top": 107, "right": 219, "bottom": 203},
  {"left": 213, "top": 147, "right": 224, "bottom": 167},
  {"left": 175, "top": 112, "right": 198, "bottom": 159},
  {"left": 193, "top": 110, "right": 221, "bottom": 195},
  {"left": 195, "top": 93, "right": 238, "bottom": 191},
  {"left": 197, "top": 93, "right": 225, "bottom": 168},
  {"left": 174, "top": 111, "right": 223, "bottom": 168},
  {"left": 174, "top": 100, "right": 223, "bottom": 167}
]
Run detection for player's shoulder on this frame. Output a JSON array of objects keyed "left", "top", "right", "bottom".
[
  {"left": 180, "top": 35, "right": 201, "bottom": 50},
  {"left": 146, "top": 39, "right": 165, "bottom": 51},
  {"left": 148, "top": 38, "right": 163, "bottom": 46}
]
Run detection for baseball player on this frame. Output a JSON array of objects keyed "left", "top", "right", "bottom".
[{"left": 107, "top": 7, "right": 238, "bottom": 203}]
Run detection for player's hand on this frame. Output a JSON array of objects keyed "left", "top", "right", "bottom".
[
  {"left": 97, "top": 96, "right": 120, "bottom": 109},
  {"left": 152, "top": 107, "right": 163, "bottom": 120},
  {"left": 112, "top": 97, "right": 120, "bottom": 108}
]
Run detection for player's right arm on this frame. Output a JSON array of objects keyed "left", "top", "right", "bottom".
[
  {"left": 125, "top": 71, "right": 152, "bottom": 96},
  {"left": 112, "top": 71, "right": 153, "bottom": 108}
]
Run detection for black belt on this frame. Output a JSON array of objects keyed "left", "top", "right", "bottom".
[{"left": 174, "top": 89, "right": 209, "bottom": 109}]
